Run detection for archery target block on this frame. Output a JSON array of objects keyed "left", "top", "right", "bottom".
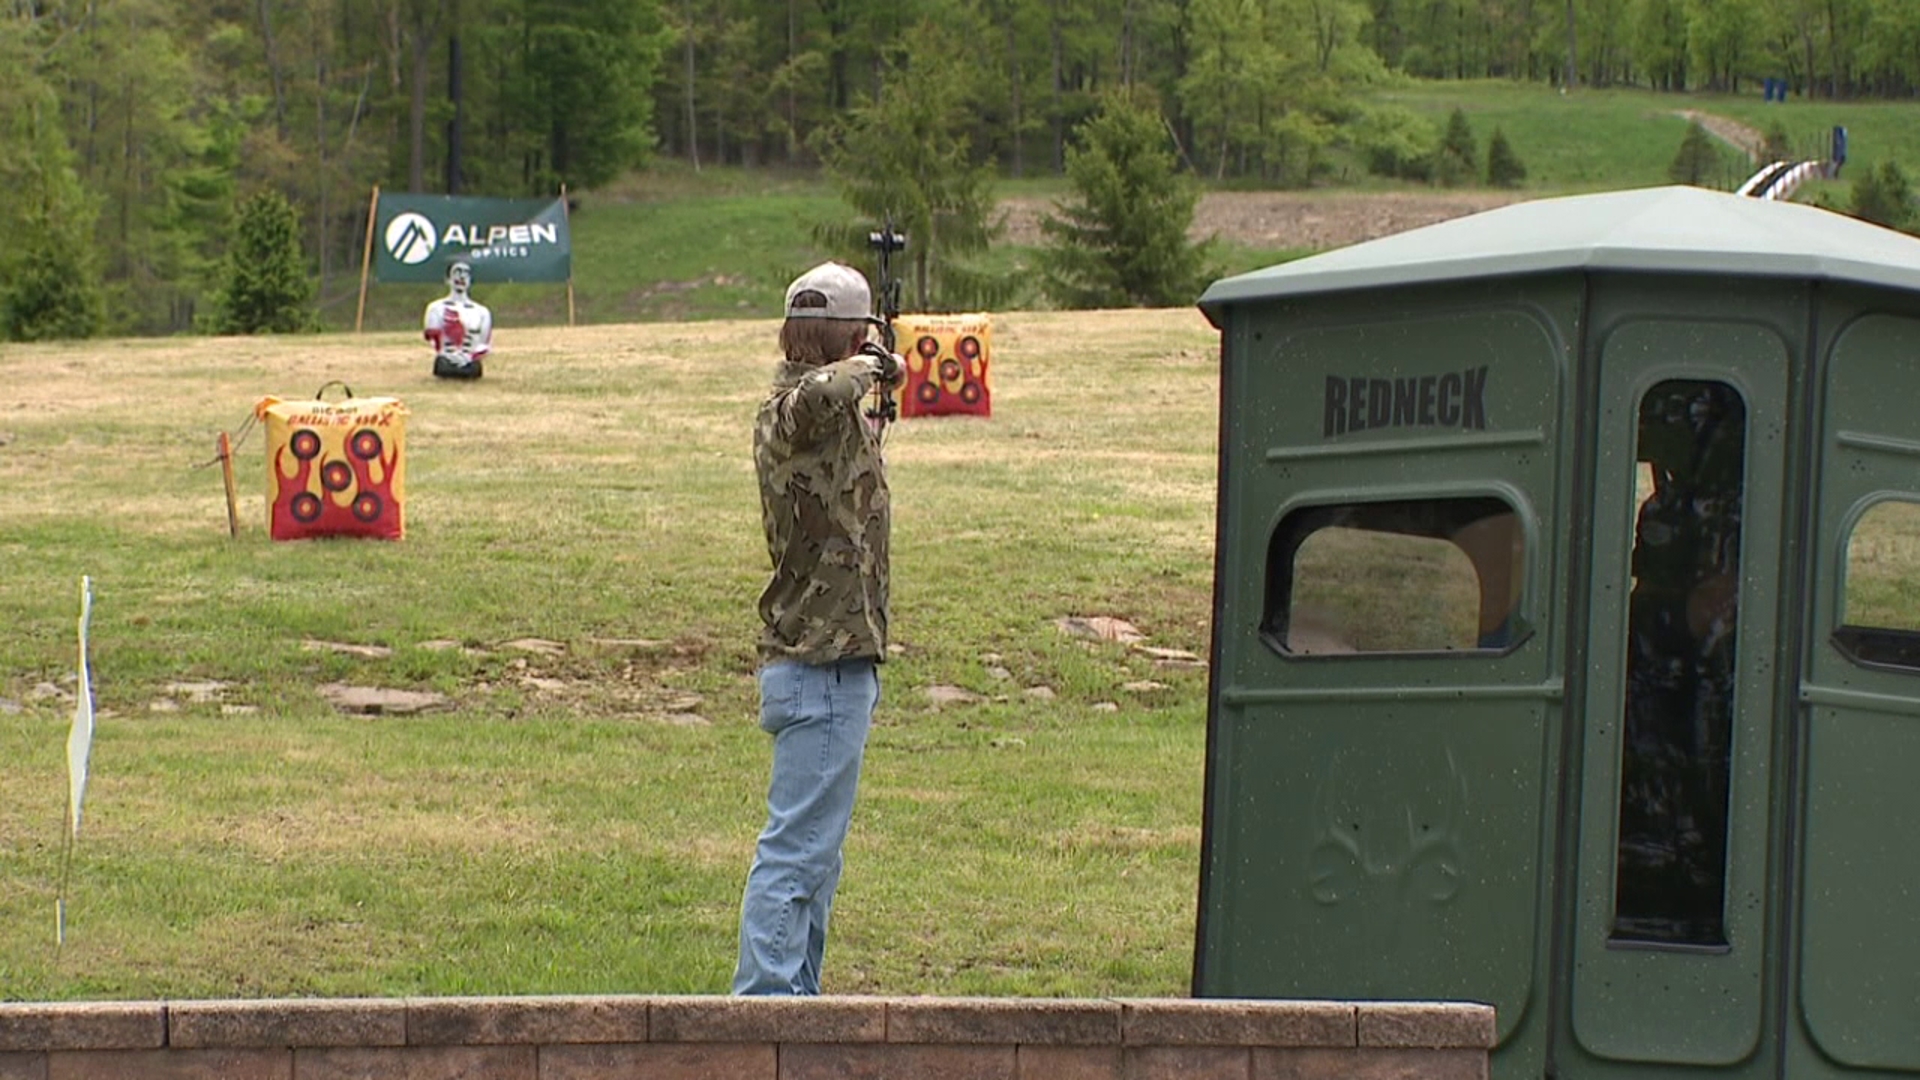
[
  {"left": 896, "top": 313, "right": 992, "bottom": 419},
  {"left": 254, "top": 394, "right": 409, "bottom": 541}
]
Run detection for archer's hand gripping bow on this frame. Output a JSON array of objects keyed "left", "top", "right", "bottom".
[{"left": 865, "top": 218, "right": 906, "bottom": 431}]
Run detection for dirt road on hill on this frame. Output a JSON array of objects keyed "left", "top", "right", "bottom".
[
  {"left": 996, "top": 189, "right": 1527, "bottom": 252},
  {"left": 1674, "top": 110, "right": 1766, "bottom": 162},
  {"left": 995, "top": 110, "right": 1769, "bottom": 254}
]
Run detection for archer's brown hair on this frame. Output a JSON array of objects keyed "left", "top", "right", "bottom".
[{"left": 779, "top": 317, "right": 869, "bottom": 366}]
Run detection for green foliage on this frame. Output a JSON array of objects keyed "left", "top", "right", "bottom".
[
  {"left": 1485, "top": 126, "right": 1527, "bottom": 188},
  {"left": 1762, "top": 121, "right": 1792, "bottom": 164},
  {"left": 1848, "top": 161, "right": 1915, "bottom": 231},
  {"left": 209, "top": 190, "right": 318, "bottom": 335},
  {"left": 1037, "top": 93, "right": 1213, "bottom": 310},
  {"left": 0, "top": 36, "right": 106, "bottom": 343},
  {"left": 813, "top": 19, "right": 1007, "bottom": 312},
  {"left": 1433, "top": 107, "right": 1477, "bottom": 187},
  {"left": 2, "top": 209, "right": 106, "bottom": 342},
  {"left": 512, "top": 0, "right": 667, "bottom": 191},
  {"left": 1668, "top": 119, "right": 1725, "bottom": 187},
  {"left": 1176, "top": 0, "right": 1363, "bottom": 185},
  {"left": 1352, "top": 103, "right": 1437, "bottom": 181}
]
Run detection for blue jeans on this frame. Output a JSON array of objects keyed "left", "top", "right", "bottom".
[{"left": 733, "top": 657, "right": 879, "bottom": 995}]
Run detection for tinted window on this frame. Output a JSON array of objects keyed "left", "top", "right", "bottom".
[
  {"left": 1263, "top": 497, "right": 1525, "bottom": 656},
  {"left": 1613, "top": 379, "right": 1744, "bottom": 948},
  {"left": 1834, "top": 500, "right": 1920, "bottom": 669}
]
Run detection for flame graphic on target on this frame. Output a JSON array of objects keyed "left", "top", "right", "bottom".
[
  {"left": 897, "top": 316, "right": 992, "bottom": 419},
  {"left": 271, "top": 426, "right": 403, "bottom": 540}
]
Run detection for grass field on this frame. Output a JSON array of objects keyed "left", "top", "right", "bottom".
[{"left": 0, "top": 311, "right": 1219, "bottom": 1000}]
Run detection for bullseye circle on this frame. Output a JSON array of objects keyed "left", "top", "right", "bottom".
[
  {"left": 916, "top": 381, "right": 940, "bottom": 404},
  {"left": 321, "top": 461, "right": 354, "bottom": 492},
  {"left": 290, "top": 493, "right": 323, "bottom": 523},
  {"left": 350, "top": 429, "right": 383, "bottom": 460},
  {"left": 290, "top": 430, "right": 322, "bottom": 460},
  {"left": 352, "top": 493, "right": 383, "bottom": 523}
]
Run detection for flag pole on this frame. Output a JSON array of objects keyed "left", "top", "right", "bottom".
[
  {"left": 58, "top": 576, "right": 95, "bottom": 945},
  {"left": 355, "top": 185, "right": 380, "bottom": 334},
  {"left": 561, "top": 184, "right": 576, "bottom": 327}
]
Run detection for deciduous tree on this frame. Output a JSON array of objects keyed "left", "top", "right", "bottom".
[{"left": 813, "top": 18, "right": 1002, "bottom": 311}]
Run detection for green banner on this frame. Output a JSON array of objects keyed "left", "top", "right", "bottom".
[{"left": 373, "top": 193, "right": 571, "bottom": 284}]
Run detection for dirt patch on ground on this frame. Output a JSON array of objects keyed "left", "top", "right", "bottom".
[
  {"left": 997, "top": 189, "right": 1527, "bottom": 252},
  {"left": 1673, "top": 110, "right": 1765, "bottom": 161}
]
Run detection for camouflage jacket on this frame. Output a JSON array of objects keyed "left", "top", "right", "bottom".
[{"left": 754, "top": 357, "right": 891, "bottom": 664}]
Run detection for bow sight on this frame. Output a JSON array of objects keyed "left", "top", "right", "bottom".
[{"left": 866, "top": 219, "right": 906, "bottom": 428}]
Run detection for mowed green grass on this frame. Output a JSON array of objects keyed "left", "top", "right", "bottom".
[
  {"left": 1386, "top": 79, "right": 1920, "bottom": 200},
  {"left": 0, "top": 311, "right": 1219, "bottom": 1000}
]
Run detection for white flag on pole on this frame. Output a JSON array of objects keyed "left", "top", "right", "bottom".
[{"left": 66, "top": 576, "right": 94, "bottom": 837}]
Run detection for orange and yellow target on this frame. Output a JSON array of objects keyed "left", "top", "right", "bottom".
[
  {"left": 254, "top": 389, "right": 408, "bottom": 541},
  {"left": 895, "top": 313, "right": 991, "bottom": 419}
]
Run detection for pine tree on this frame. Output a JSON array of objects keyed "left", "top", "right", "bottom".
[
  {"left": 1433, "top": 108, "right": 1477, "bottom": 188},
  {"left": 1037, "top": 93, "right": 1212, "bottom": 310},
  {"left": 0, "top": 53, "right": 105, "bottom": 341},
  {"left": 1486, "top": 128, "right": 1527, "bottom": 189},
  {"left": 1668, "top": 121, "right": 1723, "bottom": 187},
  {"left": 209, "top": 190, "right": 317, "bottom": 335},
  {"left": 2, "top": 208, "right": 105, "bottom": 341}
]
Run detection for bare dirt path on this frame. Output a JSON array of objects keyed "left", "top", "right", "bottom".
[
  {"left": 996, "top": 109, "right": 1768, "bottom": 254},
  {"left": 997, "top": 189, "right": 1525, "bottom": 252},
  {"left": 1674, "top": 110, "right": 1765, "bottom": 162}
]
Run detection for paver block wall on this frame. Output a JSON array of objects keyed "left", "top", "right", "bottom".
[{"left": 0, "top": 995, "right": 1495, "bottom": 1080}]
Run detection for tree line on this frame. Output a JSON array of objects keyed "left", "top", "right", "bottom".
[{"left": 3, "top": 0, "right": 1918, "bottom": 339}]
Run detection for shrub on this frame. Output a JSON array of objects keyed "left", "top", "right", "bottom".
[
  {"left": 1668, "top": 120, "right": 1724, "bottom": 187},
  {"left": 1433, "top": 108, "right": 1477, "bottom": 188},
  {"left": 1849, "top": 161, "right": 1915, "bottom": 232},
  {"left": 208, "top": 189, "right": 317, "bottom": 335},
  {"left": 1761, "top": 121, "right": 1792, "bottom": 164},
  {"left": 1351, "top": 105, "right": 1436, "bottom": 182},
  {"left": 1486, "top": 127, "right": 1527, "bottom": 189}
]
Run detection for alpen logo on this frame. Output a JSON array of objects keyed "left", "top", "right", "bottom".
[{"left": 385, "top": 213, "right": 438, "bottom": 264}]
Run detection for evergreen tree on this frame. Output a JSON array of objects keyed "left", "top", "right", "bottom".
[
  {"left": 1761, "top": 121, "right": 1792, "bottom": 164},
  {"left": 1037, "top": 93, "right": 1212, "bottom": 310},
  {"left": 2, "top": 207, "right": 106, "bottom": 342},
  {"left": 209, "top": 190, "right": 318, "bottom": 335},
  {"left": 1433, "top": 107, "right": 1477, "bottom": 187},
  {"left": 0, "top": 38, "right": 105, "bottom": 342},
  {"left": 1849, "top": 161, "right": 1915, "bottom": 231},
  {"left": 1486, "top": 127, "right": 1527, "bottom": 188},
  {"left": 1668, "top": 120, "right": 1723, "bottom": 186}
]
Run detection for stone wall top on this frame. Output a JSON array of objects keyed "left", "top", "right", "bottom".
[{"left": 0, "top": 997, "right": 1495, "bottom": 1054}]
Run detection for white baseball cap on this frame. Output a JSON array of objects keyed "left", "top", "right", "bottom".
[{"left": 784, "top": 261, "right": 882, "bottom": 323}]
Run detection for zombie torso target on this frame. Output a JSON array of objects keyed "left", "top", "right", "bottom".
[{"left": 425, "top": 261, "right": 492, "bottom": 379}]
